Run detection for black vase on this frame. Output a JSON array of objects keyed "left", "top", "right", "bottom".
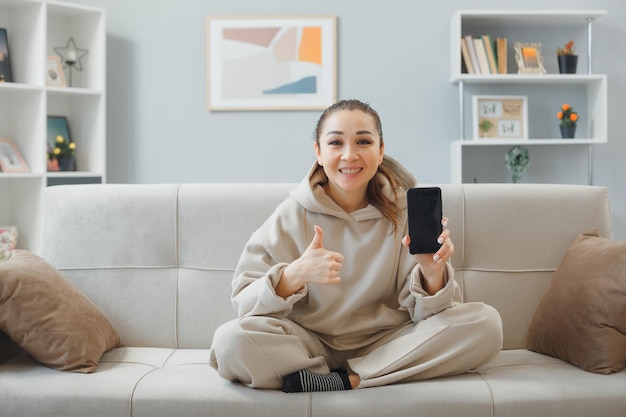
[
  {"left": 560, "top": 125, "right": 576, "bottom": 139},
  {"left": 58, "top": 157, "right": 74, "bottom": 171},
  {"left": 558, "top": 55, "right": 578, "bottom": 74}
]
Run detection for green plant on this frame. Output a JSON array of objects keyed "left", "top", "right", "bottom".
[
  {"left": 505, "top": 145, "right": 529, "bottom": 183},
  {"left": 48, "top": 134, "right": 76, "bottom": 160},
  {"left": 557, "top": 40, "right": 575, "bottom": 55},
  {"left": 479, "top": 119, "right": 494, "bottom": 135},
  {"left": 557, "top": 104, "right": 578, "bottom": 127}
]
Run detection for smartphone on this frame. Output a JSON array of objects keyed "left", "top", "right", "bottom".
[{"left": 407, "top": 187, "right": 443, "bottom": 254}]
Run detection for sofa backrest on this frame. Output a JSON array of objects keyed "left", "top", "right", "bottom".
[{"left": 40, "top": 183, "right": 612, "bottom": 350}]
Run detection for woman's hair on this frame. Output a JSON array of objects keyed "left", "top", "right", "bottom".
[{"left": 314, "top": 99, "right": 406, "bottom": 232}]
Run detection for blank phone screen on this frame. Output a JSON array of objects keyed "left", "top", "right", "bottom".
[{"left": 407, "top": 187, "right": 443, "bottom": 254}]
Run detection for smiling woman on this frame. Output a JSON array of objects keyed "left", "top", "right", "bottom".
[
  {"left": 313, "top": 107, "right": 384, "bottom": 213},
  {"left": 209, "top": 98, "right": 503, "bottom": 393},
  {"left": 312, "top": 100, "right": 411, "bottom": 228}
]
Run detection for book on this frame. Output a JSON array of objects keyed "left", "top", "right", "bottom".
[
  {"left": 460, "top": 37, "right": 475, "bottom": 74},
  {"left": 496, "top": 37, "right": 507, "bottom": 74},
  {"left": 464, "top": 35, "right": 481, "bottom": 74},
  {"left": 482, "top": 35, "right": 498, "bottom": 74},
  {"left": 473, "top": 38, "right": 491, "bottom": 74}
]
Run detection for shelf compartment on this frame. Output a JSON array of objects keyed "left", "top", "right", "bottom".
[
  {"left": 459, "top": 77, "right": 606, "bottom": 142},
  {"left": 47, "top": 91, "right": 105, "bottom": 177},
  {"left": 0, "top": 0, "right": 45, "bottom": 86},
  {"left": 451, "top": 141, "right": 594, "bottom": 185},
  {"left": 451, "top": 10, "right": 607, "bottom": 81},
  {"left": 0, "top": 176, "right": 44, "bottom": 252},
  {"left": 46, "top": 1, "right": 105, "bottom": 91},
  {"left": 0, "top": 86, "right": 45, "bottom": 174}
]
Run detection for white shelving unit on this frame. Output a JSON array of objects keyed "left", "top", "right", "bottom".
[
  {"left": 0, "top": 0, "right": 105, "bottom": 253},
  {"left": 450, "top": 10, "right": 607, "bottom": 184}
]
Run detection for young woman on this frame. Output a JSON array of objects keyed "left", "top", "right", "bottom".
[{"left": 209, "top": 99, "right": 502, "bottom": 392}]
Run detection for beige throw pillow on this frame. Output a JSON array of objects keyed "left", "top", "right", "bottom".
[
  {"left": 0, "top": 250, "right": 120, "bottom": 372},
  {"left": 526, "top": 229, "right": 626, "bottom": 374}
]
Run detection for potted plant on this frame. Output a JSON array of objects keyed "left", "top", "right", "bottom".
[
  {"left": 478, "top": 119, "right": 494, "bottom": 137},
  {"left": 505, "top": 145, "right": 530, "bottom": 183},
  {"left": 557, "top": 103, "right": 578, "bottom": 139},
  {"left": 557, "top": 40, "right": 577, "bottom": 74},
  {"left": 48, "top": 134, "right": 76, "bottom": 171}
]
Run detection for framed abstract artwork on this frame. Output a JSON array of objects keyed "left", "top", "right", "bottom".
[{"left": 206, "top": 15, "right": 337, "bottom": 111}]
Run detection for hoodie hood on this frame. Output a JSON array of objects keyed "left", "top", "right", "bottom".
[{"left": 290, "top": 155, "right": 416, "bottom": 221}]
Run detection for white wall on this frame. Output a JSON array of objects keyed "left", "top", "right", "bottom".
[{"left": 68, "top": 0, "right": 626, "bottom": 240}]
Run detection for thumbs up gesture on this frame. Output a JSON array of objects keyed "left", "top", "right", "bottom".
[
  {"left": 307, "top": 224, "right": 326, "bottom": 250},
  {"left": 301, "top": 225, "right": 344, "bottom": 284},
  {"left": 277, "top": 225, "right": 344, "bottom": 297}
]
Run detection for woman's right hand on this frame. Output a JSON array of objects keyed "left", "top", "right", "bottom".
[{"left": 276, "top": 225, "right": 344, "bottom": 298}]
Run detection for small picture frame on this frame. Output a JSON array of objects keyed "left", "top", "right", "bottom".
[
  {"left": 47, "top": 115, "right": 74, "bottom": 172},
  {"left": 0, "top": 138, "right": 29, "bottom": 172},
  {"left": 514, "top": 42, "right": 547, "bottom": 75},
  {"left": 0, "top": 28, "right": 13, "bottom": 82},
  {"left": 46, "top": 55, "right": 66, "bottom": 87},
  {"left": 473, "top": 95, "right": 528, "bottom": 140},
  {"left": 47, "top": 115, "right": 72, "bottom": 150}
]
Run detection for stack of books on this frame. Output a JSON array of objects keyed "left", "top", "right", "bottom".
[{"left": 461, "top": 35, "right": 507, "bottom": 74}]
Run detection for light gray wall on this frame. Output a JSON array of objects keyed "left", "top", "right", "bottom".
[{"left": 69, "top": 0, "right": 626, "bottom": 240}]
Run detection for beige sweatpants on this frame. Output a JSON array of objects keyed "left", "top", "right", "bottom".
[{"left": 209, "top": 302, "right": 503, "bottom": 390}]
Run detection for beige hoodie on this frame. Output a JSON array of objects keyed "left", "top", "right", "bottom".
[{"left": 231, "top": 157, "right": 460, "bottom": 351}]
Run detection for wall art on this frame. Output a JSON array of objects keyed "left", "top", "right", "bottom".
[{"left": 206, "top": 15, "right": 337, "bottom": 111}]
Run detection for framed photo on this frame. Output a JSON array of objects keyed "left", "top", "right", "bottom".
[
  {"left": 47, "top": 115, "right": 74, "bottom": 171},
  {"left": 47, "top": 115, "right": 72, "bottom": 151},
  {"left": 0, "top": 28, "right": 13, "bottom": 82},
  {"left": 514, "top": 42, "right": 547, "bottom": 75},
  {"left": 472, "top": 95, "right": 528, "bottom": 140},
  {"left": 206, "top": 15, "right": 337, "bottom": 111},
  {"left": 0, "top": 138, "right": 28, "bottom": 172},
  {"left": 46, "top": 55, "right": 66, "bottom": 87}
]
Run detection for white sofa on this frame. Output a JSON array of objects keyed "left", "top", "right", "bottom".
[{"left": 1, "top": 183, "right": 625, "bottom": 417}]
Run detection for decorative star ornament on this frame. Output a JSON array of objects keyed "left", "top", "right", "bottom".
[{"left": 54, "top": 38, "right": 88, "bottom": 71}]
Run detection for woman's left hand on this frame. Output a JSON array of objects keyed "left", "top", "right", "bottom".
[{"left": 402, "top": 217, "right": 454, "bottom": 295}]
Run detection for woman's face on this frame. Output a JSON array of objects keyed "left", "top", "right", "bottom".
[{"left": 315, "top": 109, "right": 384, "bottom": 211}]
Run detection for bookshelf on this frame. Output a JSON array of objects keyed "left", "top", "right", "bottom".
[
  {"left": 0, "top": 0, "right": 105, "bottom": 253},
  {"left": 450, "top": 10, "right": 607, "bottom": 184}
]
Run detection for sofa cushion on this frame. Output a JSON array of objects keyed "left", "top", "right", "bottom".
[
  {"left": 0, "top": 250, "right": 120, "bottom": 372},
  {"left": 526, "top": 229, "right": 626, "bottom": 374}
]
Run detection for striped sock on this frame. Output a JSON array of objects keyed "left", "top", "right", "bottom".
[{"left": 282, "top": 369, "right": 352, "bottom": 393}]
